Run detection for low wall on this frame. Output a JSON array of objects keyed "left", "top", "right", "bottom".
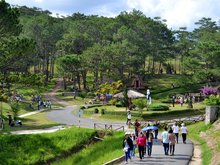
[{"left": 205, "top": 106, "right": 219, "bottom": 124}]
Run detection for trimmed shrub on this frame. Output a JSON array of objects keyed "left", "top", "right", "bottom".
[
  {"left": 115, "top": 101, "right": 124, "bottom": 107},
  {"left": 161, "top": 98, "right": 171, "bottom": 103},
  {"left": 101, "top": 108, "right": 105, "bottom": 115},
  {"left": 94, "top": 108, "right": 99, "bottom": 113},
  {"left": 203, "top": 95, "right": 220, "bottom": 106},
  {"left": 78, "top": 91, "right": 87, "bottom": 98},
  {"left": 109, "top": 98, "right": 117, "bottom": 105},
  {"left": 148, "top": 103, "right": 169, "bottom": 111},
  {"left": 86, "top": 92, "right": 95, "bottom": 98},
  {"left": 133, "top": 98, "right": 146, "bottom": 110}
]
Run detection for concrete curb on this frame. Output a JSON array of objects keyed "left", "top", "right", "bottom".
[{"left": 103, "top": 155, "right": 124, "bottom": 165}]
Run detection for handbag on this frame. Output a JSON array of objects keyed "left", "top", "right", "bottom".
[{"left": 123, "top": 147, "right": 128, "bottom": 152}]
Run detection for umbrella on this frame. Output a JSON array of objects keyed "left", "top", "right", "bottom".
[
  {"left": 113, "top": 90, "right": 145, "bottom": 99},
  {"left": 142, "top": 126, "right": 158, "bottom": 132}
]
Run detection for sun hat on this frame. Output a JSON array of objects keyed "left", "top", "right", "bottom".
[
  {"left": 125, "top": 131, "right": 131, "bottom": 135},
  {"left": 181, "top": 123, "right": 185, "bottom": 126}
]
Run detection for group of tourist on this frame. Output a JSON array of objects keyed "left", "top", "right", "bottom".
[
  {"left": 122, "top": 120, "right": 188, "bottom": 164},
  {"left": 30, "top": 95, "right": 52, "bottom": 110}
]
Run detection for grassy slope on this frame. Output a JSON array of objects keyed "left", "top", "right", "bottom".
[
  {"left": 188, "top": 122, "right": 212, "bottom": 165},
  {"left": 52, "top": 131, "right": 124, "bottom": 165},
  {"left": 0, "top": 127, "right": 96, "bottom": 165}
]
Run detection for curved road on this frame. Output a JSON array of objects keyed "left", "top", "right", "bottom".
[{"left": 45, "top": 79, "right": 126, "bottom": 129}]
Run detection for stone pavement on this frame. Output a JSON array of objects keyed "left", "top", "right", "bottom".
[{"left": 120, "top": 138, "right": 193, "bottom": 165}]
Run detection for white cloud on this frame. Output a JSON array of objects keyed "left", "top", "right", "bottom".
[
  {"left": 5, "top": 0, "right": 220, "bottom": 30},
  {"left": 126, "top": 0, "right": 220, "bottom": 30},
  {"left": 34, "top": 0, "right": 44, "bottom": 3}
]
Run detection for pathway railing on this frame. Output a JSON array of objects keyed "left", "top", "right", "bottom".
[{"left": 94, "top": 123, "right": 124, "bottom": 132}]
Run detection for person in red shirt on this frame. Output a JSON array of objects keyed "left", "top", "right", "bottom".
[{"left": 137, "top": 132, "right": 147, "bottom": 160}]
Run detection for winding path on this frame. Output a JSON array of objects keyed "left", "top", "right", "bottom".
[
  {"left": 45, "top": 79, "right": 194, "bottom": 165},
  {"left": 13, "top": 79, "right": 194, "bottom": 165},
  {"left": 45, "top": 79, "right": 126, "bottom": 129}
]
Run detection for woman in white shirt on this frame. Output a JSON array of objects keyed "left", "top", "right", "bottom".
[
  {"left": 181, "top": 123, "right": 187, "bottom": 144},
  {"left": 172, "top": 123, "right": 179, "bottom": 143}
]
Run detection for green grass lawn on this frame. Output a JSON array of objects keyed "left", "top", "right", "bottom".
[
  {"left": 188, "top": 122, "right": 212, "bottom": 165},
  {"left": 81, "top": 103, "right": 205, "bottom": 122},
  {"left": 56, "top": 93, "right": 91, "bottom": 105},
  {"left": 1, "top": 111, "right": 60, "bottom": 133},
  {"left": 52, "top": 131, "right": 124, "bottom": 165},
  {"left": 0, "top": 127, "right": 96, "bottom": 165}
]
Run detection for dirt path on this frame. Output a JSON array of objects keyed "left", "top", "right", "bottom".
[
  {"left": 44, "top": 78, "right": 69, "bottom": 107},
  {"left": 189, "top": 141, "right": 202, "bottom": 165}
]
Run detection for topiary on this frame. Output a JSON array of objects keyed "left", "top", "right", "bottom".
[
  {"left": 101, "top": 108, "right": 105, "bottom": 115},
  {"left": 148, "top": 103, "right": 169, "bottom": 111},
  {"left": 94, "top": 108, "right": 99, "bottom": 113}
]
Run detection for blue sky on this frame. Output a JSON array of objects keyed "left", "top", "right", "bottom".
[{"left": 6, "top": 0, "right": 220, "bottom": 30}]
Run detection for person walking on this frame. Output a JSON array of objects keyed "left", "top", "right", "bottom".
[
  {"left": 126, "top": 111, "right": 131, "bottom": 127},
  {"left": 130, "top": 132, "right": 137, "bottom": 159},
  {"left": 47, "top": 100, "right": 52, "bottom": 109},
  {"left": 161, "top": 127, "right": 169, "bottom": 155},
  {"left": 134, "top": 119, "right": 141, "bottom": 137},
  {"left": 171, "top": 95, "right": 176, "bottom": 107},
  {"left": 180, "top": 96, "right": 184, "bottom": 107},
  {"left": 172, "top": 122, "right": 179, "bottom": 143},
  {"left": 154, "top": 121, "right": 159, "bottom": 140},
  {"left": 168, "top": 129, "right": 176, "bottom": 156},
  {"left": 181, "top": 123, "right": 187, "bottom": 144},
  {"left": 123, "top": 132, "right": 133, "bottom": 164},
  {"left": 146, "top": 129, "right": 154, "bottom": 157},
  {"left": 137, "top": 132, "right": 147, "bottom": 160}
]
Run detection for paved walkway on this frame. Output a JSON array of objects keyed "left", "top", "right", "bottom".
[{"left": 120, "top": 138, "right": 193, "bottom": 165}]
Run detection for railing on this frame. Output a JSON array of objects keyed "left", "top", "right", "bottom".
[
  {"left": 93, "top": 114, "right": 205, "bottom": 132},
  {"left": 140, "top": 114, "right": 205, "bottom": 128},
  {"left": 94, "top": 123, "right": 124, "bottom": 132}
]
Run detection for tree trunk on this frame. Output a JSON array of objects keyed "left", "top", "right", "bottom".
[
  {"left": 50, "top": 57, "right": 54, "bottom": 79},
  {"left": 76, "top": 72, "right": 81, "bottom": 90},
  {"left": 158, "top": 62, "right": 162, "bottom": 74},
  {"left": 94, "top": 67, "right": 99, "bottom": 89},
  {"left": 44, "top": 58, "right": 49, "bottom": 86},
  {"left": 81, "top": 70, "right": 87, "bottom": 90}
]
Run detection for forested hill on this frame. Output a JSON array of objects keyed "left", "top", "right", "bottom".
[{"left": 1, "top": 0, "right": 220, "bottom": 90}]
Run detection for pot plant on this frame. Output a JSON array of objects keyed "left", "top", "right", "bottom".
[{"left": 203, "top": 95, "right": 220, "bottom": 124}]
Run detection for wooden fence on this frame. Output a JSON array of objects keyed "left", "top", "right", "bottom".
[{"left": 94, "top": 123, "right": 124, "bottom": 132}]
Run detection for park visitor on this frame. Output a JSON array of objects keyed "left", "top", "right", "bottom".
[
  {"left": 161, "top": 127, "right": 169, "bottom": 155},
  {"left": 171, "top": 95, "right": 176, "bottom": 107},
  {"left": 123, "top": 132, "right": 133, "bottom": 164},
  {"left": 172, "top": 122, "right": 179, "bottom": 143},
  {"left": 146, "top": 129, "right": 154, "bottom": 157},
  {"left": 181, "top": 123, "right": 187, "bottom": 144},
  {"left": 47, "top": 100, "right": 52, "bottom": 109},
  {"left": 153, "top": 121, "right": 159, "bottom": 140},
  {"left": 134, "top": 119, "right": 141, "bottom": 137},
  {"left": 168, "top": 129, "right": 176, "bottom": 156},
  {"left": 137, "top": 132, "right": 146, "bottom": 160},
  {"left": 130, "top": 132, "right": 137, "bottom": 159},
  {"left": 126, "top": 111, "right": 131, "bottom": 126},
  {"left": 179, "top": 96, "right": 184, "bottom": 106}
]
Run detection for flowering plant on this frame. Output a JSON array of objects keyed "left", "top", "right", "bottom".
[{"left": 200, "top": 86, "right": 218, "bottom": 96}]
